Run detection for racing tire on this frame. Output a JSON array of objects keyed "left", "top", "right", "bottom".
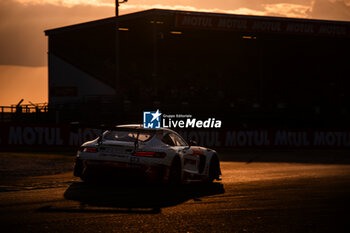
[
  {"left": 168, "top": 157, "right": 182, "bottom": 185},
  {"left": 208, "top": 155, "right": 220, "bottom": 182},
  {"left": 81, "top": 167, "right": 91, "bottom": 182},
  {"left": 73, "top": 158, "right": 83, "bottom": 177}
]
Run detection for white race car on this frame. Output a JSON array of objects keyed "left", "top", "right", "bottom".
[{"left": 74, "top": 124, "right": 221, "bottom": 184}]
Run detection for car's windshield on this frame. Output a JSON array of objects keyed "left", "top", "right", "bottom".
[{"left": 103, "top": 130, "right": 154, "bottom": 142}]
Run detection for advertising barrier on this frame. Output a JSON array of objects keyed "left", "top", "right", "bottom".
[{"left": 0, "top": 123, "right": 349, "bottom": 149}]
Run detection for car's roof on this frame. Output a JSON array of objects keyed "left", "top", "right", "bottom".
[{"left": 117, "top": 124, "right": 143, "bottom": 129}]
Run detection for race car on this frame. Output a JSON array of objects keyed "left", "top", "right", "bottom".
[{"left": 73, "top": 124, "right": 221, "bottom": 184}]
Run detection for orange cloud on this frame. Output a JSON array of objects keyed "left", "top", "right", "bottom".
[
  {"left": 12, "top": 0, "right": 266, "bottom": 16},
  {"left": 120, "top": 4, "right": 266, "bottom": 16},
  {"left": 11, "top": 0, "right": 311, "bottom": 18},
  {"left": 263, "top": 3, "right": 311, "bottom": 18},
  {"left": 14, "top": 0, "right": 113, "bottom": 7},
  {"left": 11, "top": 0, "right": 350, "bottom": 20}
]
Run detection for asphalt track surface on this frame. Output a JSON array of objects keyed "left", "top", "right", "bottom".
[{"left": 1, "top": 158, "right": 350, "bottom": 232}]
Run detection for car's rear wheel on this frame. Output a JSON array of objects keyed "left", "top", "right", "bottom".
[
  {"left": 81, "top": 167, "right": 91, "bottom": 182},
  {"left": 73, "top": 158, "right": 83, "bottom": 177},
  {"left": 208, "top": 155, "right": 220, "bottom": 182},
  {"left": 168, "top": 157, "right": 181, "bottom": 185}
]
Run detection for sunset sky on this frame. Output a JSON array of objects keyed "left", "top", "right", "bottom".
[{"left": 0, "top": 0, "right": 349, "bottom": 106}]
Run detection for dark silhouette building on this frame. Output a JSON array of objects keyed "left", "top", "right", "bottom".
[{"left": 45, "top": 9, "right": 350, "bottom": 126}]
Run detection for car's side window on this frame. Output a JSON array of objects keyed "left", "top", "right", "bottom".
[
  {"left": 170, "top": 133, "right": 188, "bottom": 146},
  {"left": 169, "top": 134, "right": 179, "bottom": 146},
  {"left": 173, "top": 134, "right": 188, "bottom": 146},
  {"left": 161, "top": 133, "right": 176, "bottom": 146}
]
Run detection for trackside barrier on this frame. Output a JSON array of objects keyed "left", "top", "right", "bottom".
[{"left": 0, "top": 123, "right": 350, "bottom": 149}]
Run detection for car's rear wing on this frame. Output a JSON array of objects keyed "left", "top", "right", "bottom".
[{"left": 69, "top": 122, "right": 158, "bottom": 151}]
